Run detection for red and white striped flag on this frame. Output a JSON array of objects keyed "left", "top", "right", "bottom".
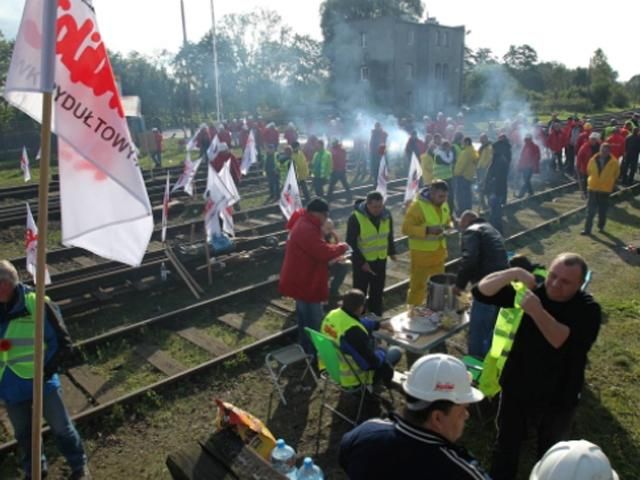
[
  {"left": 4, "top": 0, "right": 153, "bottom": 266},
  {"left": 279, "top": 162, "right": 302, "bottom": 220},
  {"left": 240, "top": 130, "right": 257, "bottom": 175},
  {"left": 377, "top": 154, "right": 389, "bottom": 201},
  {"left": 161, "top": 172, "right": 170, "bottom": 243},
  {"left": 172, "top": 151, "right": 201, "bottom": 197},
  {"left": 404, "top": 153, "right": 423, "bottom": 203},
  {"left": 25, "top": 203, "right": 51, "bottom": 285},
  {"left": 20, "top": 146, "right": 31, "bottom": 182}
]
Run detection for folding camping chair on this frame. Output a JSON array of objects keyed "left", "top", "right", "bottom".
[{"left": 265, "top": 343, "right": 318, "bottom": 407}]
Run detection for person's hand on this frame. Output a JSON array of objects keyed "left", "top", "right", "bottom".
[
  {"left": 427, "top": 226, "right": 443, "bottom": 236},
  {"left": 362, "top": 262, "right": 376, "bottom": 275},
  {"left": 452, "top": 286, "right": 463, "bottom": 296},
  {"left": 512, "top": 267, "right": 537, "bottom": 289},
  {"left": 379, "top": 320, "right": 394, "bottom": 332},
  {"left": 520, "top": 290, "right": 543, "bottom": 316}
]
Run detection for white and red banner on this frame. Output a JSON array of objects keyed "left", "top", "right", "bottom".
[
  {"left": 161, "top": 172, "right": 170, "bottom": 243},
  {"left": 376, "top": 154, "right": 389, "bottom": 201},
  {"left": 25, "top": 203, "right": 51, "bottom": 285},
  {"left": 404, "top": 152, "right": 423, "bottom": 203},
  {"left": 20, "top": 146, "right": 31, "bottom": 182},
  {"left": 279, "top": 161, "right": 302, "bottom": 220},
  {"left": 203, "top": 165, "right": 231, "bottom": 241},
  {"left": 172, "top": 151, "right": 201, "bottom": 197},
  {"left": 207, "top": 133, "right": 220, "bottom": 161},
  {"left": 220, "top": 161, "right": 240, "bottom": 237},
  {"left": 240, "top": 130, "right": 256, "bottom": 175},
  {"left": 4, "top": 0, "right": 153, "bottom": 266}
]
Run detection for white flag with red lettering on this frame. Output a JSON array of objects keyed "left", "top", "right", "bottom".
[
  {"left": 219, "top": 161, "right": 240, "bottom": 237},
  {"left": 240, "top": 130, "right": 257, "bottom": 175},
  {"left": 161, "top": 172, "right": 170, "bottom": 243},
  {"left": 4, "top": 0, "right": 153, "bottom": 266},
  {"left": 172, "top": 151, "right": 201, "bottom": 197},
  {"left": 279, "top": 162, "right": 302, "bottom": 220},
  {"left": 377, "top": 154, "right": 389, "bottom": 201},
  {"left": 20, "top": 146, "right": 31, "bottom": 182},
  {"left": 404, "top": 153, "right": 423, "bottom": 203},
  {"left": 25, "top": 203, "right": 51, "bottom": 285},
  {"left": 203, "top": 165, "right": 230, "bottom": 241}
]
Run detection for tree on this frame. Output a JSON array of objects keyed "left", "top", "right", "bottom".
[
  {"left": 627, "top": 74, "right": 640, "bottom": 103},
  {"left": 503, "top": 44, "right": 538, "bottom": 70},
  {"left": 320, "top": 0, "right": 424, "bottom": 44}
]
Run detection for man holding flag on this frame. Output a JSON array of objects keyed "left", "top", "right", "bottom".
[{"left": 0, "top": 259, "right": 89, "bottom": 479}]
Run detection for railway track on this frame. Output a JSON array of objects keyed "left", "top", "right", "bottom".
[{"left": 3, "top": 177, "right": 636, "bottom": 452}]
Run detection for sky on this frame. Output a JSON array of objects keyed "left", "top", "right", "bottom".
[{"left": 1, "top": 0, "right": 638, "bottom": 81}]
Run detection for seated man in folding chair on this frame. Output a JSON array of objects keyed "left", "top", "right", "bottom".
[{"left": 320, "top": 289, "right": 402, "bottom": 387}]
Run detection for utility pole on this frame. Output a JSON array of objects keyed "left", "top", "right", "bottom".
[
  {"left": 180, "top": 0, "right": 195, "bottom": 134},
  {"left": 209, "top": 0, "right": 222, "bottom": 122}
]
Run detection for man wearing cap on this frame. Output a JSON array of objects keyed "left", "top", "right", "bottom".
[
  {"left": 473, "top": 252, "right": 602, "bottom": 479},
  {"left": 339, "top": 354, "right": 488, "bottom": 479},
  {"left": 279, "top": 198, "right": 348, "bottom": 354}
]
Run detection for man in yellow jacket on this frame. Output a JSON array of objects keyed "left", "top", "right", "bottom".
[
  {"left": 402, "top": 181, "right": 452, "bottom": 309},
  {"left": 453, "top": 137, "right": 478, "bottom": 215},
  {"left": 581, "top": 143, "right": 620, "bottom": 235},
  {"left": 291, "top": 141, "right": 310, "bottom": 202}
]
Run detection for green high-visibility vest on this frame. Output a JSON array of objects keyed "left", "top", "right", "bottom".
[
  {"left": 320, "top": 308, "right": 374, "bottom": 387},
  {"left": 479, "top": 268, "right": 548, "bottom": 397},
  {"left": 0, "top": 292, "right": 47, "bottom": 381},
  {"left": 433, "top": 150, "right": 454, "bottom": 180},
  {"left": 354, "top": 210, "right": 390, "bottom": 262},
  {"left": 408, "top": 200, "right": 451, "bottom": 252}
]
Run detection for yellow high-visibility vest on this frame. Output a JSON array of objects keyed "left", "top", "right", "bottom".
[
  {"left": 408, "top": 200, "right": 451, "bottom": 252},
  {"left": 320, "top": 308, "right": 374, "bottom": 387},
  {"left": 354, "top": 211, "right": 390, "bottom": 262}
]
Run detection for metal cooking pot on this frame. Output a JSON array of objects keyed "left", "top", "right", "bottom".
[{"left": 427, "top": 273, "right": 459, "bottom": 312}]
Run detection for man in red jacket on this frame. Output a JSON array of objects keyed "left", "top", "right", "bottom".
[
  {"left": 516, "top": 134, "right": 541, "bottom": 198},
  {"left": 328, "top": 140, "right": 352, "bottom": 201},
  {"left": 546, "top": 123, "right": 565, "bottom": 172},
  {"left": 605, "top": 127, "right": 625, "bottom": 161},
  {"left": 576, "top": 133, "right": 601, "bottom": 197},
  {"left": 279, "top": 198, "right": 348, "bottom": 354}
]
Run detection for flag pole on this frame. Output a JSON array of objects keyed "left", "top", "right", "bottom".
[
  {"left": 209, "top": 0, "right": 222, "bottom": 122},
  {"left": 31, "top": 2, "right": 57, "bottom": 478}
]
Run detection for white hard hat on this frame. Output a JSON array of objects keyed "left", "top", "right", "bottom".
[
  {"left": 530, "top": 440, "right": 618, "bottom": 480},
  {"left": 402, "top": 354, "right": 483, "bottom": 404}
]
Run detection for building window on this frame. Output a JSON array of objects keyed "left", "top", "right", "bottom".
[
  {"left": 435, "top": 63, "right": 441, "bottom": 80},
  {"left": 408, "top": 30, "right": 415, "bottom": 46},
  {"left": 360, "top": 32, "right": 367, "bottom": 48},
  {"left": 443, "top": 31, "right": 449, "bottom": 47},
  {"left": 442, "top": 64, "right": 449, "bottom": 81},
  {"left": 406, "top": 63, "right": 414, "bottom": 81},
  {"left": 435, "top": 31, "right": 441, "bottom": 46},
  {"left": 360, "top": 65, "right": 369, "bottom": 81}
]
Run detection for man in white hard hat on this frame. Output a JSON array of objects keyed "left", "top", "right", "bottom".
[
  {"left": 530, "top": 440, "right": 618, "bottom": 480},
  {"left": 339, "top": 354, "right": 489, "bottom": 479}
]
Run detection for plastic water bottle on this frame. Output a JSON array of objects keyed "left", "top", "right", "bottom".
[
  {"left": 270, "top": 439, "right": 297, "bottom": 479},
  {"left": 295, "top": 457, "right": 324, "bottom": 480}
]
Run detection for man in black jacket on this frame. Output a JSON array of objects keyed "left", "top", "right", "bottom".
[
  {"left": 346, "top": 192, "right": 396, "bottom": 316},
  {"left": 484, "top": 133, "right": 512, "bottom": 234},
  {"left": 454, "top": 211, "right": 509, "bottom": 357},
  {"left": 473, "top": 253, "right": 601, "bottom": 480}
]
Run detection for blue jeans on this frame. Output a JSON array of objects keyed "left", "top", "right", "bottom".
[
  {"left": 467, "top": 299, "right": 499, "bottom": 358},
  {"left": 295, "top": 300, "right": 325, "bottom": 355},
  {"left": 6, "top": 387, "right": 87, "bottom": 475}
]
